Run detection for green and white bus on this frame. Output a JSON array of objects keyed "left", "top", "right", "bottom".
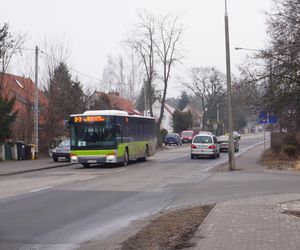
[{"left": 69, "top": 110, "right": 157, "bottom": 167}]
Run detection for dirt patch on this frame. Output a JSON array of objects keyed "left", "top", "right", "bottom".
[
  {"left": 121, "top": 205, "right": 213, "bottom": 250},
  {"left": 287, "top": 211, "right": 300, "bottom": 219},
  {"left": 259, "top": 149, "right": 299, "bottom": 170}
]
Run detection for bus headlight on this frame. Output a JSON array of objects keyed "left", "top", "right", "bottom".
[
  {"left": 70, "top": 153, "right": 78, "bottom": 163},
  {"left": 106, "top": 154, "right": 117, "bottom": 162}
]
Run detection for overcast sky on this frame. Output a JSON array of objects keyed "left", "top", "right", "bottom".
[{"left": 2, "top": 0, "right": 271, "bottom": 97}]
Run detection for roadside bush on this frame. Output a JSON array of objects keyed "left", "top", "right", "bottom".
[
  {"left": 271, "top": 132, "right": 282, "bottom": 153},
  {"left": 283, "top": 134, "right": 299, "bottom": 149},
  {"left": 160, "top": 129, "right": 168, "bottom": 143},
  {"left": 283, "top": 145, "right": 297, "bottom": 158}
]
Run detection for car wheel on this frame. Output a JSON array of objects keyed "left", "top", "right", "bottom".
[
  {"left": 121, "top": 150, "right": 129, "bottom": 166},
  {"left": 217, "top": 152, "right": 220, "bottom": 158},
  {"left": 213, "top": 152, "right": 217, "bottom": 159},
  {"left": 53, "top": 156, "right": 58, "bottom": 162},
  {"left": 82, "top": 163, "right": 90, "bottom": 168},
  {"left": 141, "top": 147, "right": 149, "bottom": 162},
  {"left": 191, "top": 154, "right": 195, "bottom": 159}
]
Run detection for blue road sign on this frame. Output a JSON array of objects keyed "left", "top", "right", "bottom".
[
  {"left": 268, "top": 115, "right": 278, "bottom": 124},
  {"left": 259, "top": 111, "right": 268, "bottom": 124}
]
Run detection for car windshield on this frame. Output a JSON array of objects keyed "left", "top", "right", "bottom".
[
  {"left": 218, "top": 136, "right": 229, "bottom": 142},
  {"left": 166, "top": 133, "right": 177, "bottom": 138},
  {"left": 194, "top": 136, "right": 212, "bottom": 144},
  {"left": 59, "top": 140, "right": 70, "bottom": 147},
  {"left": 182, "top": 131, "right": 193, "bottom": 137}
]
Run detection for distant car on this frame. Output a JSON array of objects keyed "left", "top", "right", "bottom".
[
  {"left": 51, "top": 139, "right": 70, "bottom": 162},
  {"left": 181, "top": 130, "right": 195, "bottom": 143},
  {"left": 198, "top": 131, "right": 213, "bottom": 135},
  {"left": 218, "top": 135, "right": 239, "bottom": 152},
  {"left": 191, "top": 133, "right": 220, "bottom": 159},
  {"left": 233, "top": 131, "right": 241, "bottom": 140},
  {"left": 165, "top": 133, "right": 182, "bottom": 146}
]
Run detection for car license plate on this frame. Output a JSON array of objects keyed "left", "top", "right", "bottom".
[
  {"left": 87, "top": 160, "right": 97, "bottom": 163},
  {"left": 58, "top": 157, "right": 66, "bottom": 160}
]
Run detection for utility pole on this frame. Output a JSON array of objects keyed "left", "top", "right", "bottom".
[
  {"left": 144, "top": 79, "right": 148, "bottom": 116},
  {"left": 34, "top": 46, "right": 39, "bottom": 158},
  {"left": 224, "top": 0, "right": 236, "bottom": 170}
]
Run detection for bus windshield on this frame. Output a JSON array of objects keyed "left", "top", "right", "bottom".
[{"left": 71, "top": 123, "right": 117, "bottom": 150}]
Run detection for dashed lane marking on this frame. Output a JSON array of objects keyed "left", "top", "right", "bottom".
[
  {"left": 79, "top": 176, "right": 96, "bottom": 181},
  {"left": 29, "top": 186, "right": 52, "bottom": 193}
]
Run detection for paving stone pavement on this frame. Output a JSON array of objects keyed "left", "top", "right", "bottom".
[{"left": 190, "top": 193, "right": 300, "bottom": 250}]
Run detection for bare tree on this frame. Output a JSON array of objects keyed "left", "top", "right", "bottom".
[
  {"left": 0, "top": 23, "right": 25, "bottom": 84},
  {"left": 154, "top": 15, "right": 183, "bottom": 140},
  {"left": 100, "top": 53, "right": 143, "bottom": 102},
  {"left": 184, "top": 67, "right": 226, "bottom": 129},
  {"left": 126, "top": 11, "right": 156, "bottom": 116}
]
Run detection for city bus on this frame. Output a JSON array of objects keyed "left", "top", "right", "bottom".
[{"left": 69, "top": 110, "right": 157, "bottom": 167}]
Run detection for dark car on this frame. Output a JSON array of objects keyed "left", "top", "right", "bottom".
[
  {"left": 50, "top": 139, "right": 70, "bottom": 162},
  {"left": 165, "top": 133, "right": 182, "bottom": 146}
]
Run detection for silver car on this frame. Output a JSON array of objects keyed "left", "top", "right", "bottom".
[
  {"left": 218, "top": 135, "right": 239, "bottom": 152},
  {"left": 191, "top": 134, "right": 220, "bottom": 159},
  {"left": 50, "top": 140, "right": 70, "bottom": 162}
]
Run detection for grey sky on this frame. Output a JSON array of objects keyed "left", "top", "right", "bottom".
[{"left": 3, "top": 0, "right": 271, "bottom": 97}]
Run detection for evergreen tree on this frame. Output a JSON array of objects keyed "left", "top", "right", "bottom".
[
  {"left": 178, "top": 90, "right": 189, "bottom": 110},
  {"left": 172, "top": 110, "right": 192, "bottom": 133},
  {"left": 0, "top": 95, "right": 17, "bottom": 143}
]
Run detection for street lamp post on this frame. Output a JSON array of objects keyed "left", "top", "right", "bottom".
[{"left": 224, "top": 0, "right": 236, "bottom": 170}]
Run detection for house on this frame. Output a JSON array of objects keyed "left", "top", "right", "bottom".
[
  {"left": 89, "top": 91, "right": 141, "bottom": 115},
  {"left": 152, "top": 100, "right": 176, "bottom": 133},
  {"left": 0, "top": 72, "right": 47, "bottom": 142},
  {"left": 183, "top": 103, "right": 203, "bottom": 130}
]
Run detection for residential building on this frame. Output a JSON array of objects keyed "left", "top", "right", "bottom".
[
  {"left": 183, "top": 103, "right": 203, "bottom": 130},
  {"left": 0, "top": 72, "right": 47, "bottom": 142},
  {"left": 152, "top": 100, "right": 176, "bottom": 133}
]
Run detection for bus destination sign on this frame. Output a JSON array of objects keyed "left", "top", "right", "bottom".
[{"left": 73, "top": 116, "right": 105, "bottom": 123}]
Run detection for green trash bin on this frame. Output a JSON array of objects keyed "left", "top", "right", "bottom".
[{"left": 4, "top": 144, "right": 12, "bottom": 160}]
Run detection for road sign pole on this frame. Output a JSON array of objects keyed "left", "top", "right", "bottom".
[{"left": 264, "top": 124, "right": 266, "bottom": 151}]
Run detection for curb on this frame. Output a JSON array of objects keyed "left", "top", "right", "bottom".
[{"left": 0, "top": 162, "right": 74, "bottom": 176}]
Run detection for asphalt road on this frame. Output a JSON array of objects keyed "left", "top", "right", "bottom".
[{"left": 1, "top": 132, "right": 299, "bottom": 250}]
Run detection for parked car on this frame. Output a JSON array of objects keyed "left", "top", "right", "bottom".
[
  {"left": 181, "top": 130, "right": 195, "bottom": 143},
  {"left": 191, "top": 133, "right": 220, "bottom": 159},
  {"left": 50, "top": 139, "right": 70, "bottom": 162},
  {"left": 165, "top": 133, "right": 182, "bottom": 146},
  {"left": 218, "top": 135, "right": 239, "bottom": 152}
]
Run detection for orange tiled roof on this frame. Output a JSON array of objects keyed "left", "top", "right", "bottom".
[
  {"left": 93, "top": 91, "right": 140, "bottom": 115},
  {"left": 0, "top": 72, "right": 47, "bottom": 114}
]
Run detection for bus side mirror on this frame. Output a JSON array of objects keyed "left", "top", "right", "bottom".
[
  {"left": 115, "top": 124, "right": 121, "bottom": 134},
  {"left": 64, "top": 120, "right": 70, "bottom": 129}
]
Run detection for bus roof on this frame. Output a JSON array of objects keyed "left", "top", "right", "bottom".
[{"left": 70, "top": 110, "right": 155, "bottom": 119}]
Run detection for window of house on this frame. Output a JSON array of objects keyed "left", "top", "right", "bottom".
[{"left": 15, "top": 79, "right": 24, "bottom": 89}]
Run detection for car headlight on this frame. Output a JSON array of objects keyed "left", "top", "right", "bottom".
[{"left": 52, "top": 149, "right": 57, "bottom": 153}]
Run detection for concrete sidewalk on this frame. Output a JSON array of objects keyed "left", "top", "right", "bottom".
[
  {"left": 192, "top": 193, "right": 300, "bottom": 250},
  {"left": 0, "top": 158, "right": 72, "bottom": 176},
  {"left": 191, "top": 145, "right": 300, "bottom": 250}
]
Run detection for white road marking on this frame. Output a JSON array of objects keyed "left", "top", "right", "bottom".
[
  {"left": 29, "top": 186, "right": 52, "bottom": 193},
  {"left": 79, "top": 176, "right": 95, "bottom": 181},
  {"left": 115, "top": 168, "right": 127, "bottom": 173}
]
